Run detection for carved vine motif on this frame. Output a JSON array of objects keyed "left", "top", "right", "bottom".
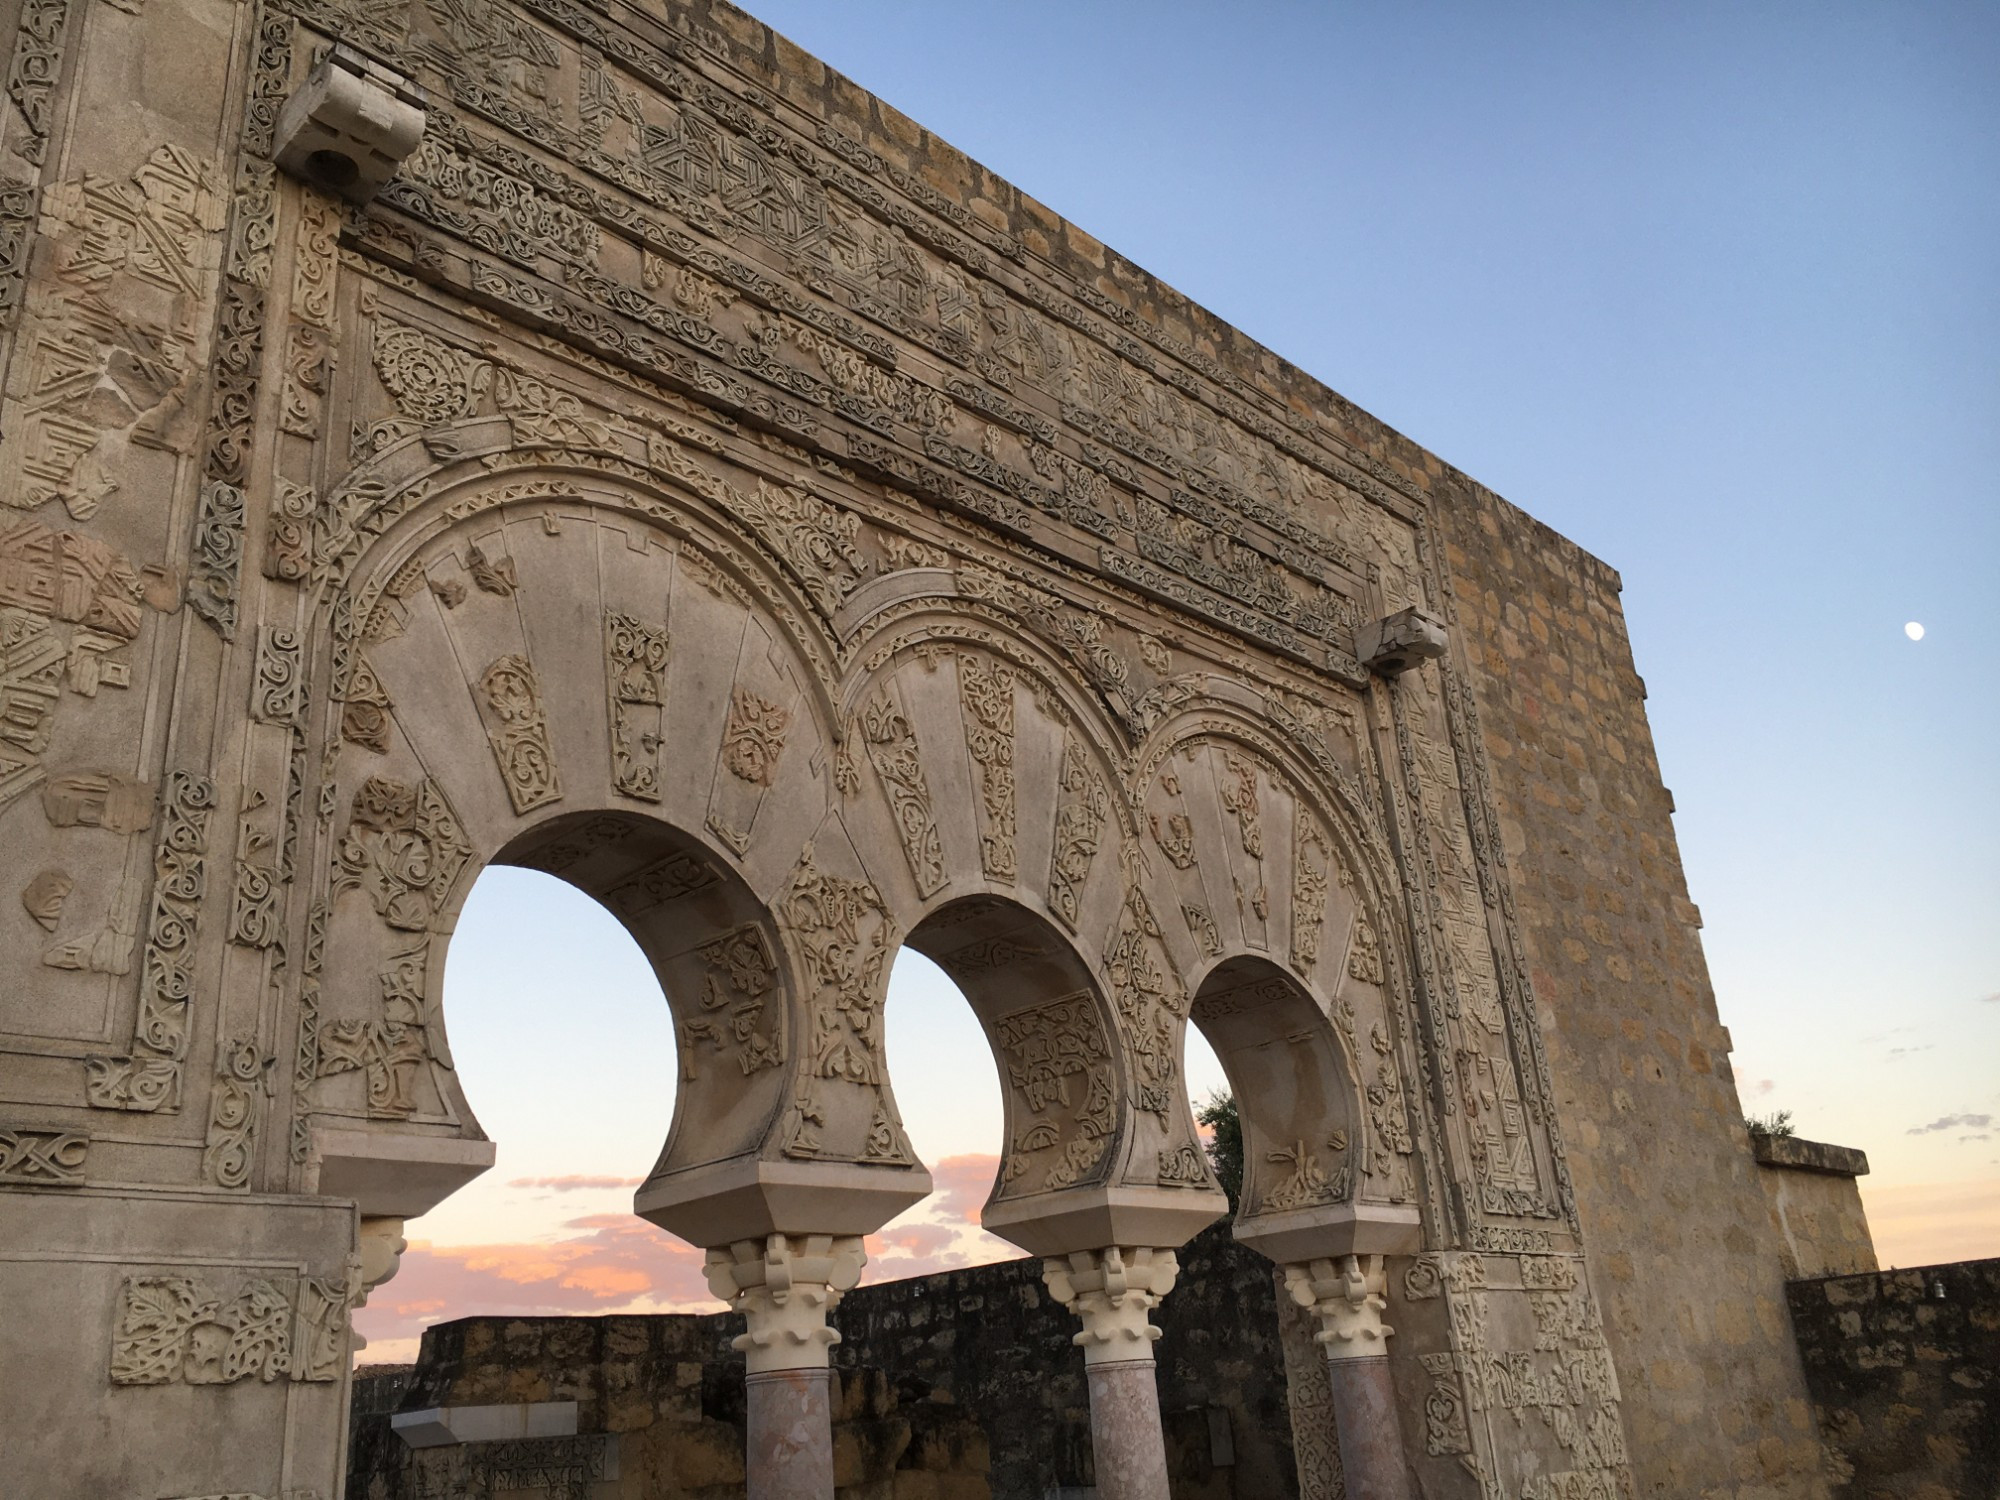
[
  {"left": 265, "top": 478, "right": 315, "bottom": 583},
  {"left": 1220, "top": 753, "right": 1264, "bottom": 859},
  {"left": 251, "top": 627, "right": 303, "bottom": 726},
  {"left": 1105, "top": 880, "right": 1188, "bottom": 1120},
  {"left": 110, "top": 1272, "right": 344, "bottom": 1386},
  {"left": 721, "top": 684, "right": 789, "bottom": 788},
  {"left": 4, "top": 0, "right": 69, "bottom": 167},
  {"left": 279, "top": 323, "right": 333, "bottom": 438},
  {"left": 476, "top": 653, "right": 563, "bottom": 814},
  {"left": 1347, "top": 913, "right": 1385, "bottom": 985},
  {"left": 1292, "top": 820, "right": 1332, "bottom": 975},
  {"left": 0, "top": 604, "right": 64, "bottom": 812},
  {"left": 0, "top": 1126, "right": 88, "bottom": 1184},
  {"left": 858, "top": 691, "right": 944, "bottom": 896},
  {"left": 681, "top": 923, "right": 782, "bottom": 1079},
  {"left": 779, "top": 846, "right": 903, "bottom": 1161},
  {"left": 735, "top": 478, "right": 866, "bottom": 618},
  {"left": 340, "top": 655, "right": 395, "bottom": 755},
  {"left": 87, "top": 771, "right": 215, "bottom": 1113},
  {"left": 1262, "top": 1135, "right": 1350, "bottom": 1213},
  {"left": 202, "top": 1037, "right": 271, "bottom": 1190},
  {"left": 1364, "top": 1022, "right": 1416, "bottom": 1204},
  {"left": 992, "top": 991, "right": 1114, "bottom": 1194},
  {"left": 330, "top": 776, "right": 472, "bottom": 932},
  {"left": 227, "top": 793, "right": 280, "bottom": 950},
  {"left": 956, "top": 653, "right": 1017, "bottom": 880},
  {"left": 1182, "top": 902, "right": 1221, "bottom": 958},
  {"left": 604, "top": 610, "right": 669, "bottom": 800},
  {"left": 317, "top": 938, "right": 433, "bottom": 1119},
  {"left": 1047, "top": 735, "right": 1107, "bottom": 931},
  {"left": 1157, "top": 1144, "right": 1208, "bottom": 1186}
]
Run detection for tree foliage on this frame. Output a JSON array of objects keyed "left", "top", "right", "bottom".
[{"left": 1197, "top": 1089, "right": 1243, "bottom": 1211}]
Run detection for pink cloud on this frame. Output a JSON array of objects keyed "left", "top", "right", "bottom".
[
  {"left": 353, "top": 1216, "right": 715, "bottom": 1352},
  {"left": 928, "top": 1154, "right": 1000, "bottom": 1224},
  {"left": 505, "top": 1174, "right": 646, "bottom": 1191}
]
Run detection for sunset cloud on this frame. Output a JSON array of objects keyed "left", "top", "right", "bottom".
[
  {"left": 1906, "top": 1113, "right": 1994, "bottom": 1137},
  {"left": 353, "top": 1154, "right": 1031, "bottom": 1363},
  {"left": 352, "top": 1213, "right": 715, "bottom": 1355},
  {"left": 1862, "top": 1177, "right": 2000, "bottom": 1268}
]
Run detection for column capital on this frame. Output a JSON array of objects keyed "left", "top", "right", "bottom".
[
  {"left": 705, "top": 1232, "right": 866, "bottom": 1374},
  {"left": 1285, "top": 1252, "right": 1393, "bottom": 1360},
  {"left": 1042, "top": 1245, "right": 1179, "bottom": 1365}
]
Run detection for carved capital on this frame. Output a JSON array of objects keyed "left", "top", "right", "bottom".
[
  {"left": 1285, "top": 1252, "right": 1394, "bottom": 1360},
  {"left": 1041, "top": 1245, "right": 1179, "bottom": 1365},
  {"left": 705, "top": 1233, "right": 866, "bottom": 1374}
]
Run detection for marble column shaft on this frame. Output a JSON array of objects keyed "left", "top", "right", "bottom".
[
  {"left": 745, "top": 1367, "right": 835, "bottom": 1500},
  {"left": 1324, "top": 1353, "right": 1414, "bottom": 1500},
  {"left": 1085, "top": 1357, "right": 1173, "bottom": 1500}
]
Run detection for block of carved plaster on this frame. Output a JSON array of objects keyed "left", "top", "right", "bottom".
[
  {"left": 704, "top": 1232, "right": 867, "bottom": 1374},
  {"left": 1284, "top": 1253, "right": 1393, "bottom": 1358},
  {"left": 273, "top": 46, "right": 426, "bottom": 203},
  {"left": 1041, "top": 1245, "right": 1180, "bottom": 1364},
  {"left": 1355, "top": 606, "right": 1448, "bottom": 675}
]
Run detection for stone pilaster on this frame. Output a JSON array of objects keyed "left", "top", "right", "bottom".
[{"left": 1042, "top": 1246, "right": 1179, "bottom": 1500}]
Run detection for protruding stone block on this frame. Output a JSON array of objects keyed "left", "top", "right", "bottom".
[
  {"left": 1355, "top": 606, "right": 1448, "bottom": 675},
  {"left": 273, "top": 46, "right": 426, "bottom": 203},
  {"left": 391, "top": 1400, "right": 580, "bottom": 1448}
]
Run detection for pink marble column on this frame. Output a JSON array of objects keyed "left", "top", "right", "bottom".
[
  {"left": 1286, "top": 1254, "right": 1416, "bottom": 1500},
  {"left": 1043, "top": 1247, "right": 1180, "bottom": 1500},
  {"left": 745, "top": 1367, "right": 834, "bottom": 1500},
  {"left": 1084, "top": 1357, "right": 1173, "bottom": 1500},
  {"left": 706, "top": 1234, "right": 866, "bottom": 1500},
  {"left": 1324, "top": 1354, "right": 1414, "bottom": 1500}
]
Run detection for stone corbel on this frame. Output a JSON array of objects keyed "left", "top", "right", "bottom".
[
  {"left": 1356, "top": 607, "right": 1448, "bottom": 676},
  {"left": 1285, "top": 1252, "right": 1392, "bottom": 1359},
  {"left": 348, "top": 1214, "right": 407, "bottom": 1353},
  {"left": 1041, "top": 1245, "right": 1180, "bottom": 1364},
  {"left": 273, "top": 45, "right": 426, "bottom": 204},
  {"left": 704, "top": 1233, "right": 866, "bottom": 1374}
]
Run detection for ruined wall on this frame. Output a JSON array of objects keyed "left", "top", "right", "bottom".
[
  {"left": 1432, "top": 481, "right": 1830, "bottom": 1495},
  {"left": 345, "top": 1226, "right": 1302, "bottom": 1500},
  {"left": 1754, "top": 1135, "right": 1878, "bottom": 1281},
  {"left": 1787, "top": 1259, "right": 2000, "bottom": 1499}
]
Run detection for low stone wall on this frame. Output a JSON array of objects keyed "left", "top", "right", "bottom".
[
  {"left": 1786, "top": 1257, "right": 1999, "bottom": 1498},
  {"left": 346, "top": 1225, "right": 1309, "bottom": 1499}
]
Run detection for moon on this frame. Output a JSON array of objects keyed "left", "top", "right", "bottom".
[{"left": 1905, "top": 622, "right": 1926, "bottom": 641}]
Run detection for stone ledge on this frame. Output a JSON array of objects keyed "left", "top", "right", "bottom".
[{"left": 1751, "top": 1133, "right": 1869, "bottom": 1178}]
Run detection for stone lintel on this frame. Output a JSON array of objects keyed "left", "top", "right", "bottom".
[{"left": 1752, "top": 1134, "right": 1871, "bottom": 1178}]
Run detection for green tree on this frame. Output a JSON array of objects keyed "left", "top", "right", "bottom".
[{"left": 1197, "top": 1090, "right": 1243, "bottom": 1211}]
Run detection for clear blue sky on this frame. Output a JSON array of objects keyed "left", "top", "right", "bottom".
[{"left": 368, "top": 3, "right": 1999, "bottom": 1356}]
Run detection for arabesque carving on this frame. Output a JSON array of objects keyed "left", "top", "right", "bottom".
[
  {"left": 476, "top": 653, "right": 563, "bottom": 814},
  {"left": 604, "top": 610, "right": 669, "bottom": 800},
  {"left": 682, "top": 922, "right": 782, "bottom": 1079},
  {"left": 858, "top": 691, "right": 943, "bottom": 897},
  {"left": 1047, "top": 735, "right": 1107, "bottom": 931},
  {"left": 956, "top": 653, "right": 1017, "bottom": 879},
  {"left": 721, "top": 684, "right": 789, "bottom": 788},
  {"left": 993, "top": 991, "right": 1114, "bottom": 1194},
  {"left": 330, "top": 776, "right": 472, "bottom": 931},
  {"left": 87, "top": 771, "right": 216, "bottom": 1113}
]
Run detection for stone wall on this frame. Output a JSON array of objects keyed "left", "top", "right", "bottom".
[
  {"left": 1433, "top": 481, "right": 1832, "bottom": 1495},
  {"left": 1786, "top": 1258, "right": 2000, "bottom": 1499},
  {"left": 346, "top": 1225, "right": 1306, "bottom": 1499},
  {"left": 1754, "top": 1135, "right": 1878, "bottom": 1280}
]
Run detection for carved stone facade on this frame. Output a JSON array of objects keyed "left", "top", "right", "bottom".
[{"left": 0, "top": 1, "right": 1827, "bottom": 1496}]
